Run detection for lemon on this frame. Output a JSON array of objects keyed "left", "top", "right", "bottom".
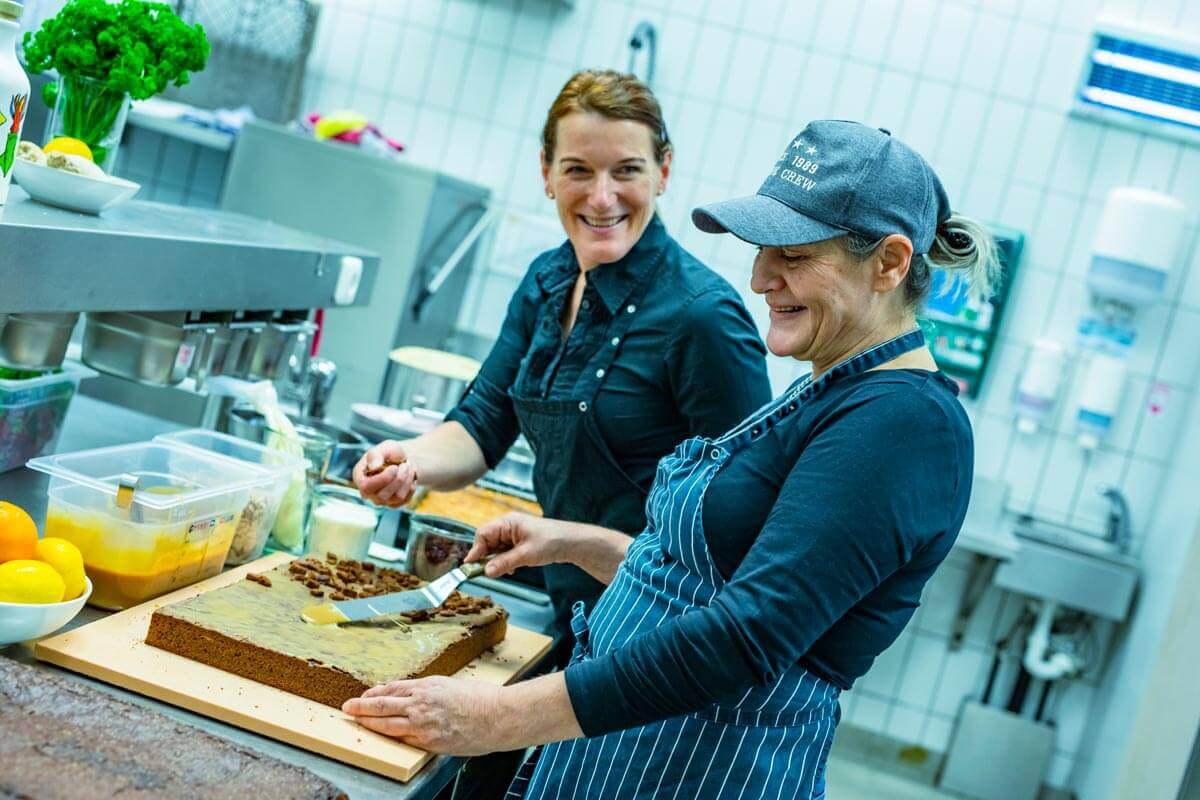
[
  {"left": 43, "top": 136, "right": 94, "bottom": 162},
  {"left": 34, "top": 537, "right": 87, "bottom": 600},
  {"left": 0, "top": 560, "right": 66, "bottom": 604}
]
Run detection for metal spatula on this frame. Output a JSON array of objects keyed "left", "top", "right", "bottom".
[{"left": 300, "top": 558, "right": 491, "bottom": 625}]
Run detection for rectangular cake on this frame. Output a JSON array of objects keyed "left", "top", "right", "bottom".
[{"left": 145, "top": 554, "right": 508, "bottom": 708}]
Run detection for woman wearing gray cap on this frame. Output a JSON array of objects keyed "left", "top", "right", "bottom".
[{"left": 344, "top": 120, "right": 999, "bottom": 800}]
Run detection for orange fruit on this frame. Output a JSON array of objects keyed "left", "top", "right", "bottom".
[
  {"left": 34, "top": 537, "right": 86, "bottom": 600},
  {"left": 0, "top": 501, "right": 38, "bottom": 562},
  {"left": 43, "top": 136, "right": 93, "bottom": 162}
]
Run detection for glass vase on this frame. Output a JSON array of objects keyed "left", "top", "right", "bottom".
[{"left": 47, "top": 74, "right": 129, "bottom": 173}]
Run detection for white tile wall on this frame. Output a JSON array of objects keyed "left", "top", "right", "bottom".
[{"left": 275, "top": 0, "right": 1200, "bottom": 793}]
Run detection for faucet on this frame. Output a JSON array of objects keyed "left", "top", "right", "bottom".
[
  {"left": 1098, "top": 485, "right": 1131, "bottom": 554},
  {"left": 628, "top": 21, "right": 658, "bottom": 86}
]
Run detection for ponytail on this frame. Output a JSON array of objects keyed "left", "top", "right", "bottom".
[
  {"left": 927, "top": 213, "right": 1001, "bottom": 304},
  {"left": 840, "top": 213, "right": 1003, "bottom": 309}
]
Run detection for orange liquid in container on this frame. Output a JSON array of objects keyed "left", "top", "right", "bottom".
[{"left": 45, "top": 504, "right": 238, "bottom": 610}]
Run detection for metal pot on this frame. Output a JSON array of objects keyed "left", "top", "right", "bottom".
[
  {"left": 0, "top": 312, "right": 80, "bottom": 370},
  {"left": 382, "top": 346, "right": 480, "bottom": 413},
  {"left": 226, "top": 405, "right": 369, "bottom": 480},
  {"left": 81, "top": 312, "right": 198, "bottom": 386}
]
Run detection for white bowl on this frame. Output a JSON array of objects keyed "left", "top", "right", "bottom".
[
  {"left": 0, "top": 577, "right": 93, "bottom": 646},
  {"left": 14, "top": 159, "right": 140, "bottom": 215}
]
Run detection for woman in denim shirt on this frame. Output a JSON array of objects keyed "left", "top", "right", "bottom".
[{"left": 354, "top": 70, "right": 770, "bottom": 665}]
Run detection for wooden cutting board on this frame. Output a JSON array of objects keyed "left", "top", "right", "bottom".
[{"left": 35, "top": 552, "right": 553, "bottom": 782}]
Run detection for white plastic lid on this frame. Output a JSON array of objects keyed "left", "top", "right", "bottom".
[
  {"left": 27, "top": 441, "right": 273, "bottom": 509},
  {"left": 154, "top": 428, "right": 305, "bottom": 480}
]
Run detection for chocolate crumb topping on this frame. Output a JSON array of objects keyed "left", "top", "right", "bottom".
[{"left": 283, "top": 555, "right": 495, "bottom": 615}]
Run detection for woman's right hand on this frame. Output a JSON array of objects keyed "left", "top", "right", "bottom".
[
  {"left": 353, "top": 440, "right": 419, "bottom": 508},
  {"left": 466, "top": 513, "right": 567, "bottom": 578}
]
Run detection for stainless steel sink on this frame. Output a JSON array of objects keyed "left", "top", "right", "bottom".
[{"left": 993, "top": 518, "right": 1140, "bottom": 621}]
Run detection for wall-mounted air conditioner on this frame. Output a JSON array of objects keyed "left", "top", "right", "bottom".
[{"left": 1074, "top": 16, "right": 1200, "bottom": 144}]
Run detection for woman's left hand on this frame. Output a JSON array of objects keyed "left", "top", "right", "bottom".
[{"left": 342, "top": 676, "right": 508, "bottom": 755}]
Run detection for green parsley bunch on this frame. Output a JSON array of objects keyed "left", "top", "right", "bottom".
[{"left": 23, "top": 0, "right": 210, "bottom": 102}]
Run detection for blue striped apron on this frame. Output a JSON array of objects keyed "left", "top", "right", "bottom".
[{"left": 508, "top": 329, "right": 926, "bottom": 800}]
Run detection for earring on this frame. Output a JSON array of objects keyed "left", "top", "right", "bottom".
[{"left": 547, "top": 191, "right": 555, "bottom": 199}]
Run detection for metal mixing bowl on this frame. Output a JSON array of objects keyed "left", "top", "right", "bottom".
[{"left": 404, "top": 514, "right": 475, "bottom": 581}]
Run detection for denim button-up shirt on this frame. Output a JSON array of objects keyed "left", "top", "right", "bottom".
[{"left": 446, "top": 215, "right": 770, "bottom": 504}]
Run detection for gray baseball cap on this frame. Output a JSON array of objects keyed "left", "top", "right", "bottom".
[{"left": 692, "top": 120, "right": 952, "bottom": 254}]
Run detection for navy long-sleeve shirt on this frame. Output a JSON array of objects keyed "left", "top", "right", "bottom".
[
  {"left": 564, "top": 369, "right": 973, "bottom": 737},
  {"left": 445, "top": 215, "right": 770, "bottom": 504}
]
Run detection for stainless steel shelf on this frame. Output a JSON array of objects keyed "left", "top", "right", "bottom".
[{"left": 0, "top": 188, "right": 380, "bottom": 313}]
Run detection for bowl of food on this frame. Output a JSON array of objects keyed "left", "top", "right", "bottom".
[
  {"left": 0, "top": 504, "right": 95, "bottom": 644},
  {"left": 0, "top": 575, "right": 93, "bottom": 646},
  {"left": 14, "top": 138, "right": 140, "bottom": 215},
  {"left": 405, "top": 514, "right": 475, "bottom": 581}
]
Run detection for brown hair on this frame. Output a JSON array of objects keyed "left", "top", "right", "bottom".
[
  {"left": 840, "top": 213, "right": 1002, "bottom": 310},
  {"left": 541, "top": 69, "right": 671, "bottom": 164}
]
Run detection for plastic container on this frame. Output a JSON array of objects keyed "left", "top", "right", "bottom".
[
  {"left": 1076, "top": 351, "right": 1127, "bottom": 450},
  {"left": 153, "top": 428, "right": 306, "bottom": 565},
  {"left": 305, "top": 484, "right": 381, "bottom": 561},
  {"left": 0, "top": 363, "right": 96, "bottom": 473},
  {"left": 1014, "top": 339, "right": 1067, "bottom": 435},
  {"left": 27, "top": 442, "right": 273, "bottom": 609}
]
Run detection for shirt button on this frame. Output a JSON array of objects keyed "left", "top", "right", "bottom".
[
  {"left": 595, "top": 368, "right": 605, "bottom": 379},
  {"left": 582, "top": 299, "right": 591, "bottom": 310},
  {"left": 710, "top": 449, "right": 720, "bottom": 460},
  {"left": 626, "top": 304, "right": 637, "bottom": 314},
  {"left": 611, "top": 336, "right": 620, "bottom": 346},
  {"left": 579, "top": 401, "right": 589, "bottom": 412}
]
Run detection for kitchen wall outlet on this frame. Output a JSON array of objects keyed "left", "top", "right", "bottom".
[{"left": 334, "top": 256, "right": 363, "bottom": 305}]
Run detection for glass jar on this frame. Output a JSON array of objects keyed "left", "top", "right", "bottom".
[
  {"left": 264, "top": 424, "right": 334, "bottom": 555},
  {"left": 47, "top": 74, "right": 130, "bottom": 173},
  {"left": 305, "top": 484, "right": 381, "bottom": 562}
]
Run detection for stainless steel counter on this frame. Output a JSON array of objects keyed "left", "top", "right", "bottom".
[
  {"left": 0, "top": 188, "right": 379, "bottom": 312},
  {"left": 0, "top": 395, "right": 555, "bottom": 800}
]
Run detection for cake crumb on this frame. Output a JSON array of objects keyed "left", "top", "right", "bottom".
[{"left": 246, "top": 573, "right": 272, "bottom": 587}]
